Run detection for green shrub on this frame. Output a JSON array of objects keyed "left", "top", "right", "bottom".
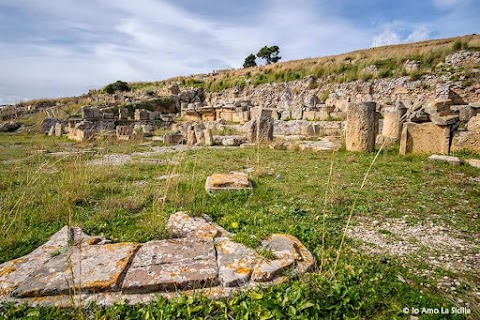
[{"left": 103, "top": 80, "right": 130, "bottom": 94}]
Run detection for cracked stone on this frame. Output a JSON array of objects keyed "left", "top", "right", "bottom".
[
  {"left": 13, "top": 243, "right": 138, "bottom": 297},
  {"left": 122, "top": 238, "right": 218, "bottom": 293},
  {"left": 0, "top": 226, "right": 104, "bottom": 296},
  {"left": 215, "top": 238, "right": 260, "bottom": 287}
]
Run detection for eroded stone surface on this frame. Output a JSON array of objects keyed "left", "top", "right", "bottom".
[
  {"left": 0, "top": 213, "right": 314, "bottom": 306},
  {"left": 13, "top": 243, "right": 138, "bottom": 297},
  {"left": 205, "top": 172, "right": 253, "bottom": 193},
  {"left": 167, "top": 212, "right": 230, "bottom": 240},
  {"left": 0, "top": 226, "right": 103, "bottom": 296},
  {"left": 122, "top": 238, "right": 218, "bottom": 293},
  {"left": 216, "top": 238, "right": 259, "bottom": 287}
]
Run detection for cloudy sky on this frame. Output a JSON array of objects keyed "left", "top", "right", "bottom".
[{"left": 0, "top": 0, "right": 478, "bottom": 104}]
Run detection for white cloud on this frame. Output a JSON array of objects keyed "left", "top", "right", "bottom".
[{"left": 372, "top": 23, "right": 431, "bottom": 47}]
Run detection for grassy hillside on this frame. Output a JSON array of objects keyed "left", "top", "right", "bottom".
[{"left": 130, "top": 34, "right": 480, "bottom": 93}]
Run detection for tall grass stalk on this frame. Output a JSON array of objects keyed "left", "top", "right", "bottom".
[{"left": 330, "top": 143, "right": 385, "bottom": 279}]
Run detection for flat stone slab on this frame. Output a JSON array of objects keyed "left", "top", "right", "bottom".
[
  {"left": 13, "top": 243, "right": 138, "bottom": 297},
  {"left": 167, "top": 212, "right": 230, "bottom": 240},
  {"left": 0, "top": 226, "right": 105, "bottom": 296},
  {"left": 205, "top": 172, "right": 253, "bottom": 193},
  {"left": 122, "top": 238, "right": 218, "bottom": 293},
  {"left": 428, "top": 154, "right": 463, "bottom": 165},
  {"left": 465, "top": 158, "right": 480, "bottom": 168},
  {"left": 216, "top": 238, "right": 260, "bottom": 287},
  {"left": 0, "top": 213, "right": 315, "bottom": 307}
]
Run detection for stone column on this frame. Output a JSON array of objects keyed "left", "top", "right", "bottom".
[
  {"left": 204, "top": 128, "right": 214, "bottom": 146},
  {"left": 186, "top": 126, "right": 197, "bottom": 146},
  {"left": 382, "top": 106, "right": 407, "bottom": 141},
  {"left": 346, "top": 102, "right": 377, "bottom": 152}
]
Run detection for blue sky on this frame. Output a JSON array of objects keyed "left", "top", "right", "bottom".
[{"left": 0, "top": 0, "right": 478, "bottom": 104}]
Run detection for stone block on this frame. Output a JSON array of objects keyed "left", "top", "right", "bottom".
[
  {"left": 13, "top": 243, "right": 138, "bottom": 297},
  {"left": 204, "top": 128, "right": 214, "bottom": 146},
  {"left": 399, "top": 122, "right": 451, "bottom": 155},
  {"left": 54, "top": 123, "right": 63, "bottom": 137},
  {"left": 382, "top": 106, "right": 407, "bottom": 141},
  {"left": 134, "top": 109, "right": 150, "bottom": 121},
  {"left": 116, "top": 126, "right": 133, "bottom": 141},
  {"left": 164, "top": 133, "right": 184, "bottom": 146},
  {"left": 467, "top": 116, "right": 480, "bottom": 133},
  {"left": 205, "top": 173, "right": 252, "bottom": 193},
  {"left": 465, "top": 159, "right": 480, "bottom": 168},
  {"left": 428, "top": 154, "right": 463, "bottom": 165},
  {"left": 122, "top": 239, "right": 218, "bottom": 293},
  {"left": 451, "top": 131, "right": 480, "bottom": 154},
  {"left": 118, "top": 108, "right": 129, "bottom": 120}
]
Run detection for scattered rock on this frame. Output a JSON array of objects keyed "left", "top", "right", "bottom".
[{"left": 0, "top": 121, "right": 20, "bottom": 133}]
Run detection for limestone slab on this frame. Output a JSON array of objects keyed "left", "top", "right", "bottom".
[
  {"left": 428, "top": 155, "right": 463, "bottom": 165},
  {"left": 251, "top": 259, "right": 295, "bottom": 282},
  {"left": 261, "top": 234, "right": 315, "bottom": 274},
  {"left": 0, "top": 227, "right": 100, "bottom": 296},
  {"left": 167, "top": 212, "right": 230, "bottom": 239},
  {"left": 13, "top": 243, "right": 138, "bottom": 297},
  {"left": 216, "top": 238, "right": 260, "bottom": 287},
  {"left": 205, "top": 173, "right": 252, "bottom": 193},
  {"left": 122, "top": 238, "right": 218, "bottom": 293}
]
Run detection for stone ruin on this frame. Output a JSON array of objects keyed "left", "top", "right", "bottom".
[
  {"left": 0, "top": 212, "right": 314, "bottom": 307},
  {"left": 342, "top": 83, "right": 480, "bottom": 155},
  {"left": 35, "top": 49, "right": 479, "bottom": 155},
  {"left": 41, "top": 105, "right": 173, "bottom": 142}
]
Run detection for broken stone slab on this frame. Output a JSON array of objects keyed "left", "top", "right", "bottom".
[
  {"left": 215, "top": 238, "right": 260, "bottom": 287},
  {"left": 428, "top": 154, "right": 463, "bottom": 165},
  {"left": 260, "top": 234, "right": 315, "bottom": 275},
  {"left": 122, "top": 238, "right": 218, "bottom": 293},
  {"left": 251, "top": 259, "right": 295, "bottom": 282},
  {"left": 13, "top": 243, "right": 138, "bottom": 298},
  {"left": 0, "top": 215, "right": 316, "bottom": 306},
  {"left": 167, "top": 212, "right": 231, "bottom": 240},
  {"left": 205, "top": 172, "right": 253, "bottom": 194},
  {"left": 465, "top": 159, "right": 480, "bottom": 168},
  {"left": 0, "top": 226, "right": 104, "bottom": 296}
]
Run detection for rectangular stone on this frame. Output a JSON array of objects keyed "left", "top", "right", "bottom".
[
  {"left": 399, "top": 122, "right": 451, "bottom": 155},
  {"left": 205, "top": 173, "right": 252, "bottom": 193},
  {"left": 13, "top": 243, "right": 138, "bottom": 298},
  {"left": 122, "top": 238, "right": 218, "bottom": 293},
  {"left": 451, "top": 131, "right": 480, "bottom": 154}
]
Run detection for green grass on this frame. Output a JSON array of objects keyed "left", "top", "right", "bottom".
[{"left": 0, "top": 134, "right": 479, "bottom": 319}]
